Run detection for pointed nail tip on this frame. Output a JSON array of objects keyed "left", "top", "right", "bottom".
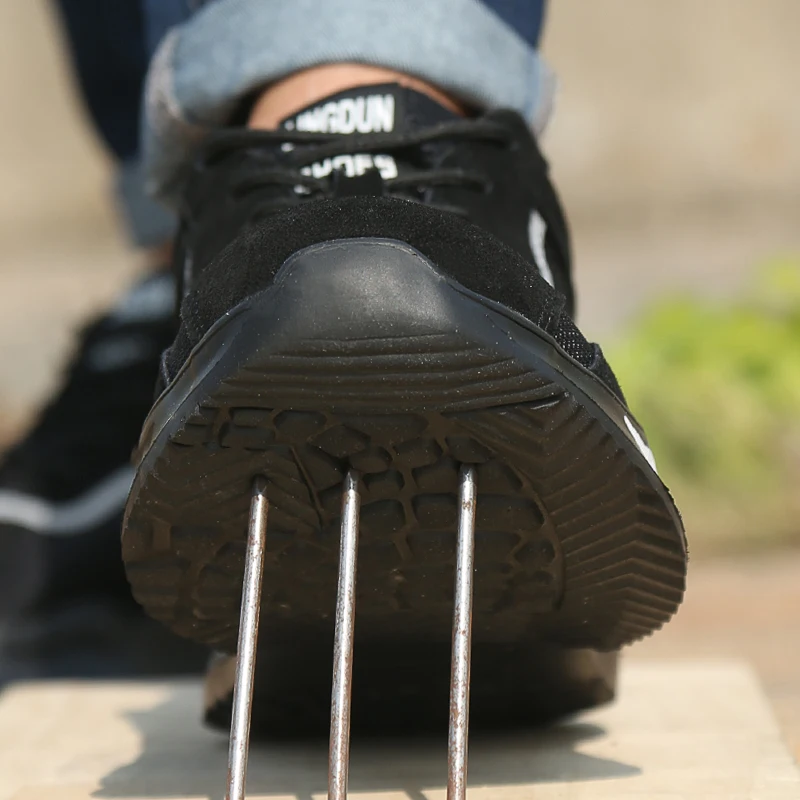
[
  {"left": 252, "top": 475, "right": 268, "bottom": 494},
  {"left": 458, "top": 463, "right": 477, "bottom": 481},
  {"left": 344, "top": 470, "right": 360, "bottom": 493}
]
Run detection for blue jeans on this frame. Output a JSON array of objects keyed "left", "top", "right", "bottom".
[
  {"left": 142, "top": 0, "right": 551, "bottom": 204},
  {"left": 57, "top": 0, "right": 549, "bottom": 223},
  {"left": 53, "top": 0, "right": 176, "bottom": 248}
]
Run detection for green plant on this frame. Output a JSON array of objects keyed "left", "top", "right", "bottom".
[{"left": 610, "top": 259, "right": 800, "bottom": 555}]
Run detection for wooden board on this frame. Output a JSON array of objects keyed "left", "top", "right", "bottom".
[{"left": 0, "top": 661, "right": 797, "bottom": 799}]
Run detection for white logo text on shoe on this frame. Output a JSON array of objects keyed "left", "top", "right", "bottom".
[
  {"left": 286, "top": 94, "right": 395, "bottom": 134},
  {"left": 300, "top": 154, "right": 398, "bottom": 182}
]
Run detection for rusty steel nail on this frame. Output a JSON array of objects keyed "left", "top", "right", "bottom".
[
  {"left": 328, "top": 471, "right": 361, "bottom": 800},
  {"left": 447, "top": 465, "right": 477, "bottom": 800},
  {"left": 225, "top": 477, "right": 269, "bottom": 800}
]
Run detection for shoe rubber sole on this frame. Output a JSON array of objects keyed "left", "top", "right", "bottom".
[{"left": 122, "top": 238, "right": 687, "bottom": 720}]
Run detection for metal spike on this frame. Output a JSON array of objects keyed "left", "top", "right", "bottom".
[
  {"left": 225, "top": 478, "right": 269, "bottom": 800},
  {"left": 328, "top": 471, "right": 362, "bottom": 800},
  {"left": 447, "top": 465, "right": 477, "bottom": 800}
]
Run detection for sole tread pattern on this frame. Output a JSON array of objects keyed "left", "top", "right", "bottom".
[{"left": 125, "top": 336, "right": 686, "bottom": 654}]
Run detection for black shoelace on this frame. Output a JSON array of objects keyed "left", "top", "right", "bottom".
[{"left": 193, "top": 119, "right": 513, "bottom": 220}]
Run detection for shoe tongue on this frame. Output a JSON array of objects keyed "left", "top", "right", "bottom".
[{"left": 279, "top": 82, "right": 458, "bottom": 135}]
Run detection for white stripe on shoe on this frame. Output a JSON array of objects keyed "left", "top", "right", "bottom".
[
  {"left": 0, "top": 466, "right": 135, "bottom": 536},
  {"left": 624, "top": 415, "right": 658, "bottom": 474},
  {"left": 528, "top": 210, "right": 555, "bottom": 288}
]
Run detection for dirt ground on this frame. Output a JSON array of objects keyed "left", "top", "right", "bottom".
[{"left": 632, "top": 551, "right": 800, "bottom": 763}]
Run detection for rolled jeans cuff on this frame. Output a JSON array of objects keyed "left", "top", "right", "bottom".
[{"left": 143, "top": 0, "right": 555, "bottom": 205}]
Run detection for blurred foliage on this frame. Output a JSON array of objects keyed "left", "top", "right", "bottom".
[{"left": 610, "top": 259, "right": 800, "bottom": 556}]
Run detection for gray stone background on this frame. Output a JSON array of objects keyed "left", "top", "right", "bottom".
[{"left": 1, "top": 0, "right": 799, "bottom": 431}]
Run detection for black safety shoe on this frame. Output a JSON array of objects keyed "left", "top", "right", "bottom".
[
  {"left": 123, "top": 84, "right": 687, "bottom": 731},
  {"left": 0, "top": 272, "right": 176, "bottom": 618}
]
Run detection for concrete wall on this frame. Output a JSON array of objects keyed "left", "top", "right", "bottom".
[
  {"left": 0, "top": 0, "right": 118, "bottom": 249},
  {"left": 544, "top": 0, "right": 800, "bottom": 222}
]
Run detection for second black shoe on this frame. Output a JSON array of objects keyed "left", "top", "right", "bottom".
[
  {"left": 123, "top": 84, "right": 687, "bottom": 731},
  {"left": 0, "top": 272, "right": 209, "bottom": 680},
  {"left": 0, "top": 272, "right": 177, "bottom": 618}
]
